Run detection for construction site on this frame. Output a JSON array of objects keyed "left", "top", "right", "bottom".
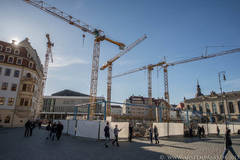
[{"left": 0, "top": 0, "right": 240, "bottom": 138}]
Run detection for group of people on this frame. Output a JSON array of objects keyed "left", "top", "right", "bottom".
[
  {"left": 46, "top": 121, "right": 64, "bottom": 141},
  {"left": 149, "top": 125, "right": 159, "bottom": 144},
  {"left": 24, "top": 120, "right": 35, "bottom": 137},
  {"left": 197, "top": 125, "right": 205, "bottom": 138}
]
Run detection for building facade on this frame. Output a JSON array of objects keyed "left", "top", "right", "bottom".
[
  {"left": 184, "top": 81, "right": 240, "bottom": 122},
  {"left": 111, "top": 105, "right": 122, "bottom": 116},
  {"left": 0, "top": 38, "right": 44, "bottom": 127},
  {"left": 41, "top": 90, "right": 105, "bottom": 120}
]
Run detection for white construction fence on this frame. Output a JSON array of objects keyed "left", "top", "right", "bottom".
[
  {"left": 198, "top": 123, "right": 240, "bottom": 135},
  {"left": 153, "top": 123, "right": 184, "bottom": 137},
  {"left": 54, "top": 120, "right": 129, "bottom": 140}
]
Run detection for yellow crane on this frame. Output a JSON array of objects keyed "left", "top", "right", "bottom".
[
  {"left": 100, "top": 34, "right": 147, "bottom": 116},
  {"left": 23, "top": 0, "right": 125, "bottom": 119}
]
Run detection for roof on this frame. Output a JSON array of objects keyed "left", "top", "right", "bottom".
[{"left": 51, "top": 89, "right": 89, "bottom": 97}]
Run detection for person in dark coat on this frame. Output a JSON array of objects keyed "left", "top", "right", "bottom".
[
  {"left": 201, "top": 126, "right": 205, "bottom": 137},
  {"left": 56, "top": 121, "right": 64, "bottom": 140},
  {"left": 149, "top": 126, "right": 153, "bottom": 144},
  {"left": 197, "top": 126, "right": 201, "bottom": 139},
  {"left": 222, "top": 129, "right": 240, "bottom": 160},
  {"left": 154, "top": 126, "right": 159, "bottom": 144},
  {"left": 24, "top": 120, "right": 31, "bottom": 137},
  {"left": 129, "top": 124, "right": 133, "bottom": 142},
  {"left": 51, "top": 122, "right": 57, "bottom": 141},
  {"left": 104, "top": 122, "right": 110, "bottom": 148},
  {"left": 46, "top": 122, "right": 51, "bottom": 140},
  {"left": 29, "top": 121, "right": 35, "bottom": 136},
  {"left": 217, "top": 126, "right": 220, "bottom": 136},
  {"left": 38, "top": 121, "right": 42, "bottom": 129}
]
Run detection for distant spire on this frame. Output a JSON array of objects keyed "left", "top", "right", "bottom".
[{"left": 196, "top": 80, "right": 203, "bottom": 97}]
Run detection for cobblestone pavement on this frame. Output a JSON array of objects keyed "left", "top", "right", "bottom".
[{"left": 0, "top": 128, "right": 239, "bottom": 160}]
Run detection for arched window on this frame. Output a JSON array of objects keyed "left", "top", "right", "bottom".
[
  {"left": 228, "top": 102, "right": 235, "bottom": 113},
  {"left": 193, "top": 105, "right": 197, "bottom": 112},
  {"left": 205, "top": 103, "right": 210, "bottom": 114},
  {"left": 26, "top": 73, "right": 31, "bottom": 78},
  {"left": 0, "top": 55, "right": 4, "bottom": 62},
  {"left": 14, "top": 49, "right": 20, "bottom": 55},
  {"left": 199, "top": 105, "right": 203, "bottom": 114},
  {"left": 8, "top": 56, "right": 14, "bottom": 63},
  {"left": 5, "top": 47, "right": 12, "bottom": 53},
  {"left": 219, "top": 102, "right": 225, "bottom": 114},
  {"left": 212, "top": 103, "right": 217, "bottom": 114}
]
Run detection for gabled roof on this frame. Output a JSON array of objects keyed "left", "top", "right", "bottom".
[{"left": 51, "top": 89, "right": 89, "bottom": 97}]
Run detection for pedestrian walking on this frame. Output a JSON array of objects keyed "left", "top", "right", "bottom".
[
  {"left": 38, "top": 121, "right": 42, "bottom": 129},
  {"left": 201, "top": 126, "right": 205, "bottom": 138},
  {"left": 46, "top": 122, "right": 51, "bottom": 140},
  {"left": 149, "top": 126, "right": 153, "bottom": 144},
  {"left": 217, "top": 126, "right": 220, "bottom": 136},
  {"left": 112, "top": 125, "right": 122, "bottom": 147},
  {"left": 222, "top": 129, "right": 240, "bottom": 160},
  {"left": 154, "top": 126, "right": 159, "bottom": 144},
  {"left": 29, "top": 121, "right": 35, "bottom": 136},
  {"left": 51, "top": 122, "right": 57, "bottom": 141},
  {"left": 24, "top": 120, "right": 31, "bottom": 137},
  {"left": 129, "top": 124, "right": 133, "bottom": 142},
  {"left": 56, "top": 121, "right": 64, "bottom": 141},
  {"left": 104, "top": 122, "right": 110, "bottom": 148},
  {"left": 197, "top": 126, "right": 201, "bottom": 139}
]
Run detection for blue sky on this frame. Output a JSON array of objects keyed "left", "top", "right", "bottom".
[{"left": 1, "top": 0, "right": 240, "bottom": 104}]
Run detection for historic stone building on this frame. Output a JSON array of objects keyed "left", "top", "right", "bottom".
[
  {"left": 0, "top": 38, "right": 44, "bottom": 127},
  {"left": 41, "top": 90, "right": 105, "bottom": 120},
  {"left": 184, "top": 81, "right": 240, "bottom": 122}
]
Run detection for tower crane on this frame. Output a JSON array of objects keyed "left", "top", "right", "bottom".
[
  {"left": 112, "top": 47, "right": 240, "bottom": 121},
  {"left": 100, "top": 34, "right": 147, "bottom": 116},
  {"left": 43, "top": 34, "right": 54, "bottom": 89},
  {"left": 23, "top": 0, "right": 125, "bottom": 120}
]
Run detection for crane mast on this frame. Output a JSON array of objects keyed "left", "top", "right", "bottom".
[
  {"left": 23, "top": 0, "right": 125, "bottom": 120},
  {"left": 100, "top": 35, "right": 147, "bottom": 116}
]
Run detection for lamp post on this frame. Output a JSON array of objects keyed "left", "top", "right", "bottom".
[{"left": 218, "top": 71, "right": 227, "bottom": 130}]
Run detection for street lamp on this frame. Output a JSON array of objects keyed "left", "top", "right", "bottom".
[{"left": 218, "top": 71, "right": 227, "bottom": 129}]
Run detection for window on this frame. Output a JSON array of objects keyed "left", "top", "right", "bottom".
[
  {"left": 20, "top": 98, "right": 24, "bottom": 106},
  {"left": 16, "top": 58, "right": 22, "bottom": 65},
  {"left": 219, "top": 102, "right": 225, "bottom": 114},
  {"left": 5, "top": 47, "right": 12, "bottom": 53},
  {"left": 0, "top": 67, "right": 2, "bottom": 75},
  {"left": 4, "top": 68, "right": 11, "bottom": 76},
  {"left": 0, "top": 45, "right": 3, "bottom": 51},
  {"left": 29, "top": 62, "right": 33, "bottom": 68},
  {"left": 22, "top": 84, "right": 27, "bottom": 91},
  {"left": 26, "top": 73, "right": 31, "bottom": 78},
  {"left": 193, "top": 105, "right": 196, "bottom": 112},
  {"left": 187, "top": 105, "right": 190, "bottom": 110},
  {"left": 14, "top": 49, "right": 20, "bottom": 55},
  {"left": 0, "top": 55, "right": 4, "bottom": 62},
  {"left": 27, "top": 84, "right": 32, "bottom": 92},
  {"left": 1, "top": 82, "right": 8, "bottom": 90},
  {"left": 0, "top": 97, "right": 5, "bottom": 105},
  {"left": 8, "top": 98, "right": 14, "bottom": 106},
  {"left": 205, "top": 103, "right": 210, "bottom": 113},
  {"left": 228, "top": 102, "right": 235, "bottom": 113},
  {"left": 4, "top": 116, "right": 10, "bottom": 123},
  {"left": 24, "top": 99, "right": 29, "bottom": 106},
  {"left": 8, "top": 56, "right": 14, "bottom": 63},
  {"left": 11, "top": 84, "right": 17, "bottom": 91},
  {"left": 32, "top": 85, "right": 35, "bottom": 92},
  {"left": 212, "top": 103, "right": 217, "bottom": 114},
  {"left": 14, "top": 70, "right": 20, "bottom": 78}
]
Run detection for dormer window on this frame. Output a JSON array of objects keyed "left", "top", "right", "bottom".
[
  {"left": 16, "top": 58, "right": 22, "bottom": 65},
  {"left": 0, "top": 45, "right": 3, "bottom": 51},
  {"left": 14, "top": 49, "right": 20, "bottom": 55},
  {"left": 8, "top": 56, "right": 14, "bottom": 63},
  {"left": 6, "top": 47, "right": 12, "bottom": 53},
  {"left": 27, "top": 53, "right": 31, "bottom": 58},
  {"left": 0, "top": 55, "right": 4, "bottom": 62},
  {"left": 29, "top": 62, "right": 33, "bottom": 68}
]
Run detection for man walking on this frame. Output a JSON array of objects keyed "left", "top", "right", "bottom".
[
  {"left": 29, "top": 121, "right": 35, "bottom": 136},
  {"left": 129, "top": 124, "right": 133, "bottom": 142},
  {"left": 56, "top": 121, "right": 64, "bottom": 140},
  {"left": 51, "top": 122, "right": 57, "bottom": 141},
  {"left": 154, "top": 126, "right": 159, "bottom": 144},
  {"left": 112, "top": 125, "right": 122, "bottom": 147},
  {"left": 104, "top": 122, "right": 110, "bottom": 148},
  {"left": 222, "top": 129, "right": 240, "bottom": 160},
  {"left": 24, "top": 120, "right": 31, "bottom": 137}
]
